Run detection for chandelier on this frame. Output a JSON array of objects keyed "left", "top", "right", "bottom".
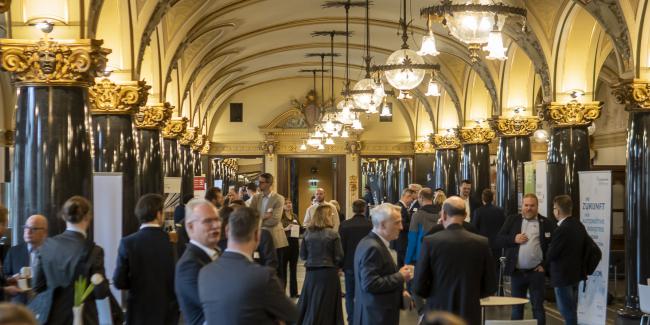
[
  {"left": 420, "top": 0, "right": 526, "bottom": 62},
  {"left": 350, "top": 0, "right": 384, "bottom": 113},
  {"left": 372, "top": 0, "right": 439, "bottom": 97}
]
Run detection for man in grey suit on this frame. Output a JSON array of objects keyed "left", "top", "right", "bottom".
[
  {"left": 198, "top": 206, "right": 297, "bottom": 325},
  {"left": 353, "top": 203, "right": 413, "bottom": 325},
  {"left": 249, "top": 173, "right": 288, "bottom": 278}
]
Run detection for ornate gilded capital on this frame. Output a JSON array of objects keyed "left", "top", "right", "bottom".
[
  {"left": 192, "top": 134, "right": 207, "bottom": 152},
  {"left": 89, "top": 79, "right": 150, "bottom": 115},
  {"left": 458, "top": 125, "right": 496, "bottom": 144},
  {"left": 490, "top": 116, "right": 540, "bottom": 137},
  {"left": 345, "top": 140, "right": 362, "bottom": 155},
  {"left": 414, "top": 141, "right": 434, "bottom": 153},
  {"left": 0, "top": 37, "right": 110, "bottom": 86},
  {"left": 430, "top": 133, "right": 461, "bottom": 149},
  {"left": 612, "top": 79, "right": 650, "bottom": 111},
  {"left": 134, "top": 103, "right": 172, "bottom": 130},
  {"left": 179, "top": 127, "right": 198, "bottom": 146},
  {"left": 200, "top": 141, "right": 211, "bottom": 155},
  {"left": 162, "top": 117, "right": 188, "bottom": 139},
  {"left": 547, "top": 100, "right": 603, "bottom": 127},
  {"left": 259, "top": 140, "right": 278, "bottom": 155},
  {"left": 0, "top": 0, "right": 11, "bottom": 13}
]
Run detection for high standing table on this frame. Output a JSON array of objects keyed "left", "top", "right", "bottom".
[{"left": 480, "top": 296, "right": 529, "bottom": 324}]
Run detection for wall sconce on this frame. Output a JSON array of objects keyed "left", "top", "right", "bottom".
[{"left": 34, "top": 21, "right": 54, "bottom": 34}]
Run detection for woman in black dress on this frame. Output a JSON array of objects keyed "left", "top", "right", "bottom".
[
  {"left": 281, "top": 200, "right": 301, "bottom": 298},
  {"left": 297, "top": 205, "right": 344, "bottom": 325}
]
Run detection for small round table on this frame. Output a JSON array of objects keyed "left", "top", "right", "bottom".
[{"left": 480, "top": 296, "right": 529, "bottom": 325}]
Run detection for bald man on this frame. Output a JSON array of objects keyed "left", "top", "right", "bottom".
[
  {"left": 304, "top": 188, "right": 340, "bottom": 231},
  {"left": 3, "top": 215, "right": 48, "bottom": 303},
  {"left": 413, "top": 197, "right": 496, "bottom": 325}
]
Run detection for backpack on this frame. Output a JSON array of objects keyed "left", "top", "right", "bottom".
[{"left": 582, "top": 229, "right": 602, "bottom": 279}]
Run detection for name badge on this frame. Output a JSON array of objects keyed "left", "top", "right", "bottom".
[
  {"left": 253, "top": 251, "right": 260, "bottom": 259},
  {"left": 412, "top": 208, "right": 418, "bottom": 212},
  {"left": 545, "top": 232, "right": 551, "bottom": 238}
]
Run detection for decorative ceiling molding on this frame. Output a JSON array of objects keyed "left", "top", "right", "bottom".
[
  {"left": 135, "top": 0, "right": 175, "bottom": 79},
  {"left": 86, "top": 0, "right": 104, "bottom": 38}
]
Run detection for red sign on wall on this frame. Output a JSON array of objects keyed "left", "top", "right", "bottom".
[{"left": 193, "top": 176, "right": 206, "bottom": 191}]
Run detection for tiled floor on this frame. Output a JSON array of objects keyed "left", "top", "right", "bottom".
[{"left": 289, "top": 261, "right": 625, "bottom": 324}]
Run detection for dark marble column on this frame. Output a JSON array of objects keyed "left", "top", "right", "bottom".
[
  {"left": 612, "top": 80, "right": 650, "bottom": 319},
  {"left": 0, "top": 38, "right": 109, "bottom": 237},
  {"left": 89, "top": 79, "right": 149, "bottom": 237},
  {"left": 179, "top": 127, "right": 197, "bottom": 200},
  {"left": 545, "top": 100, "right": 601, "bottom": 219},
  {"left": 133, "top": 103, "right": 172, "bottom": 198},
  {"left": 491, "top": 117, "right": 538, "bottom": 217},
  {"left": 431, "top": 133, "right": 461, "bottom": 196},
  {"left": 162, "top": 118, "right": 188, "bottom": 183},
  {"left": 459, "top": 125, "right": 495, "bottom": 198}
]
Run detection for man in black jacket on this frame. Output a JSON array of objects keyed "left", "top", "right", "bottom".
[
  {"left": 113, "top": 194, "right": 178, "bottom": 325},
  {"left": 175, "top": 199, "right": 221, "bottom": 325},
  {"left": 497, "top": 193, "right": 556, "bottom": 325},
  {"left": 472, "top": 189, "right": 506, "bottom": 274},
  {"left": 545, "top": 195, "right": 586, "bottom": 325},
  {"left": 339, "top": 199, "right": 373, "bottom": 323},
  {"left": 199, "top": 207, "right": 297, "bottom": 324},
  {"left": 414, "top": 196, "right": 496, "bottom": 325},
  {"left": 392, "top": 188, "right": 415, "bottom": 268},
  {"left": 459, "top": 180, "right": 481, "bottom": 222}
]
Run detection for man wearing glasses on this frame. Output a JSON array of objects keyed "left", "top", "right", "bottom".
[{"left": 3, "top": 214, "right": 48, "bottom": 303}]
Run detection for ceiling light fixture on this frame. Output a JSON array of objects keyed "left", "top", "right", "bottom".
[
  {"left": 372, "top": 0, "right": 439, "bottom": 97},
  {"left": 421, "top": 0, "right": 526, "bottom": 62}
]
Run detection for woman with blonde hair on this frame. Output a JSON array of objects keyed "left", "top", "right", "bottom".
[
  {"left": 329, "top": 199, "right": 345, "bottom": 224},
  {"left": 297, "top": 204, "right": 344, "bottom": 324}
]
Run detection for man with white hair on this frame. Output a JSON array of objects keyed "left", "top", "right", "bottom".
[
  {"left": 175, "top": 199, "right": 222, "bottom": 325},
  {"left": 353, "top": 203, "right": 413, "bottom": 325}
]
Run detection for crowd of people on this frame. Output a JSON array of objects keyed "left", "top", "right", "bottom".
[{"left": 0, "top": 172, "right": 597, "bottom": 325}]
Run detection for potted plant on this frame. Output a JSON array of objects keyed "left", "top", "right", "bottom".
[{"left": 73, "top": 273, "right": 104, "bottom": 325}]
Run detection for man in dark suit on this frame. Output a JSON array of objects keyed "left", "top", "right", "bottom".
[
  {"left": 497, "top": 193, "right": 556, "bottom": 325},
  {"left": 353, "top": 203, "right": 413, "bottom": 325},
  {"left": 392, "top": 188, "right": 416, "bottom": 268},
  {"left": 471, "top": 189, "right": 506, "bottom": 271},
  {"left": 3, "top": 215, "right": 48, "bottom": 304},
  {"left": 408, "top": 183, "right": 422, "bottom": 214},
  {"left": 175, "top": 199, "right": 222, "bottom": 325},
  {"left": 545, "top": 195, "right": 586, "bottom": 325},
  {"left": 339, "top": 199, "right": 373, "bottom": 323},
  {"left": 199, "top": 207, "right": 297, "bottom": 324},
  {"left": 113, "top": 194, "right": 178, "bottom": 325},
  {"left": 459, "top": 180, "right": 481, "bottom": 223},
  {"left": 414, "top": 196, "right": 497, "bottom": 325}
]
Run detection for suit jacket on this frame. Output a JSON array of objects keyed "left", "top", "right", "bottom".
[
  {"left": 339, "top": 214, "right": 373, "bottom": 271},
  {"left": 250, "top": 192, "right": 288, "bottom": 249},
  {"left": 353, "top": 232, "right": 404, "bottom": 325},
  {"left": 471, "top": 203, "right": 506, "bottom": 254},
  {"left": 391, "top": 201, "right": 411, "bottom": 253},
  {"left": 30, "top": 231, "right": 110, "bottom": 325},
  {"left": 496, "top": 214, "right": 556, "bottom": 276},
  {"left": 3, "top": 243, "right": 30, "bottom": 304},
  {"left": 414, "top": 224, "right": 497, "bottom": 325},
  {"left": 199, "top": 251, "right": 297, "bottom": 325},
  {"left": 175, "top": 243, "right": 214, "bottom": 325},
  {"left": 544, "top": 217, "right": 586, "bottom": 287},
  {"left": 426, "top": 221, "right": 478, "bottom": 236},
  {"left": 113, "top": 227, "right": 178, "bottom": 325}
]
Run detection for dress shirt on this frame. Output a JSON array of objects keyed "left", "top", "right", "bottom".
[
  {"left": 190, "top": 240, "right": 219, "bottom": 261},
  {"left": 517, "top": 216, "right": 543, "bottom": 269},
  {"left": 224, "top": 248, "right": 254, "bottom": 262},
  {"left": 65, "top": 225, "right": 87, "bottom": 238},
  {"left": 140, "top": 223, "right": 161, "bottom": 229},
  {"left": 557, "top": 217, "right": 568, "bottom": 226},
  {"left": 463, "top": 198, "right": 471, "bottom": 222},
  {"left": 260, "top": 192, "right": 271, "bottom": 215}
]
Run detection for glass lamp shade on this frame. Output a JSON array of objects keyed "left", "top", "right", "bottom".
[
  {"left": 314, "top": 130, "right": 324, "bottom": 138},
  {"left": 353, "top": 78, "right": 384, "bottom": 111},
  {"left": 341, "top": 129, "right": 349, "bottom": 138},
  {"left": 425, "top": 80, "right": 441, "bottom": 97},
  {"left": 417, "top": 31, "right": 440, "bottom": 56},
  {"left": 352, "top": 119, "right": 364, "bottom": 130},
  {"left": 336, "top": 99, "right": 355, "bottom": 125},
  {"left": 384, "top": 49, "right": 426, "bottom": 91},
  {"left": 374, "top": 81, "right": 386, "bottom": 98},
  {"left": 325, "top": 137, "right": 335, "bottom": 145},
  {"left": 367, "top": 102, "right": 379, "bottom": 114},
  {"left": 444, "top": 1, "right": 506, "bottom": 45},
  {"left": 299, "top": 143, "right": 307, "bottom": 150},
  {"left": 483, "top": 30, "right": 508, "bottom": 60},
  {"left": 533, "top": 129, "right": 549, "bottom": 143},
  {"left": 380, "top": 102, "right": 392, "bottom": 117}
]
